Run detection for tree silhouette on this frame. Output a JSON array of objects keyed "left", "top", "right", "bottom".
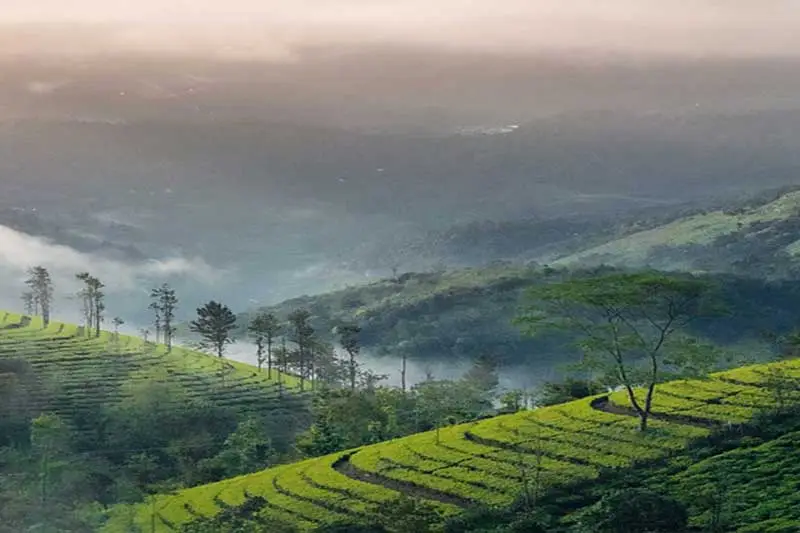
[
  {"left": 24, "top": 266, "right": 53, "bottom": 327},
  {"left": 338, "top": 323, "right": 361, "bottom": 391},
  {"left": 248, "top": 312, "right": 280, "bottom": 378},
  {"left": 190, "top": 301, "right": 237, "bottom": 358}
]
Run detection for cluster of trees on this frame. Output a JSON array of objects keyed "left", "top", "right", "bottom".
[
  {"left": 295, "top": 355, "right": 500, "bottom": 457},
  {"left": 149, "top": 284, "right": 179, "bottom": 351},
  {"left": 16, "top": 265, "right": 376, "bottom": 397},
  {"left": 189, "top": 300, "right": 377, "bottom": 394},
  {"left": 19, "top": 266, "right": 174, "bottom": 344}
]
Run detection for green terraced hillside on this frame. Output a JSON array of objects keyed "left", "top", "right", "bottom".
[
  {"left": 0, "top": 310, "right": 303, "bottom": 426},
  {"left": 106, "top": 356, "right": 800, "bottom": 532}
]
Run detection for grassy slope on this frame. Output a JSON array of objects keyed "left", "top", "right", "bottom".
[
  {"left": 108, "top": 356, "right": 800, "bottom": 533},
  {"left": 553, "top": 190, "right": 800, "bottom": 270},
  {"left": 0, "top": 310, "right": 302, "bottom": 437}
]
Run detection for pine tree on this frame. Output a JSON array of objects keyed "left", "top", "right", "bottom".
[
  {"left": 75, "top": 272, "right": 104, "bottom": 337},
  {"left": 288, "top": 309, "right": 314, "bottom": 391},
  {"left": 150, "top": 284, "right": 178, "bottom": 351},
  {"left": 24, "top": 266, "right": 53, "bottom": 327},
  {"left": 189, "top": 301, "right": 237, "bottom": 358},
  {"left": 248, "top": 312, "right": 280, "bottom": 378},
  {"left": 338, "top": 323, "right": 361, "bottom": 391}
]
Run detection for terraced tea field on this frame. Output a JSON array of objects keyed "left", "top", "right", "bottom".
[
  {"left": 0, "top": 311, "right": 303, "bottom": 424},
  {"left": 668, "top": 430, "right": 800, "bottom": 532},
  {"left": 107, "top": 353, "right": 800, "bottom": 532}
]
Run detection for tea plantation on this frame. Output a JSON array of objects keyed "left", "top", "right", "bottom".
[
  {"left": 104, "top": 350, "right": 800, "bottom": 532},
  {"left": 0, "top": 311, "right": 303, "bottom": 434}
]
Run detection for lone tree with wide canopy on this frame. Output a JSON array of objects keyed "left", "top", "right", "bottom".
[{"left": 516, "top": 271, "right": 721, "bottom": 431}]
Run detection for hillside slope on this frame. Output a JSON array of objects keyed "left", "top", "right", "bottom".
[
  {"left": 0, "top": 311, "right": 316, "bottom": 532},
  {"left": 106, "top": 356, "right": 800, "bottom": 532},
  {"left": 553, "top": 189, "right": 800, "bottom": 277},
  {"left": 0, "top": 311, "right": 302, "bottom": 421}
]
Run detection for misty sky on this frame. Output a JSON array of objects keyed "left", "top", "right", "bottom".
[
  {"left": 3, "top": 1, "right": 800, "bottom": 60},
  {"left": 4, "top": 0, "right": 800, "bottom": 323}
]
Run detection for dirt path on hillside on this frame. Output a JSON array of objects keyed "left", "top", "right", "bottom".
[
  {"left": 332, "top": 453, "right": 474, "bottom": 508},
  {"left": 589, "top": 396, "right": 718, "bottom": 429},
  {"left": 462, "top": 430, "right": 597, "bottom": 467}
]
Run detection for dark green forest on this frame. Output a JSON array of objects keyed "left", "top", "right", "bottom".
[{"left": 235, "top": 265, "right": 800, "bottom": 372}]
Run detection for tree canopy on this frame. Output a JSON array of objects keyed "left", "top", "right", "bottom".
[
  {"left": 516, "top": 271, "right": 721, "bottom": 431},
  {"left": 190, "top": 301, "right": 238, "bottom": 358}
]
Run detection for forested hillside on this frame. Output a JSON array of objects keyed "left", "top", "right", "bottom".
[{"left": 237, "top": 264, "right": 800, "bottom": 372}]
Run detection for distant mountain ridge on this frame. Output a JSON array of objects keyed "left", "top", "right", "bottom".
[
  {"left": 372, "top": 184, "right": 800, "bottom": 274},
  {"left": 226, "top": 187, "right": 800, "bottom": 375}
]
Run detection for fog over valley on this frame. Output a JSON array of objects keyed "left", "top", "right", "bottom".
[{"left": 2, "top": 1, "right": 800, "bottom": 370}]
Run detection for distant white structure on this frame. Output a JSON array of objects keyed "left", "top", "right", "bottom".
[{"left": 457, "top": 124, "right": 520, "bottom": 136}]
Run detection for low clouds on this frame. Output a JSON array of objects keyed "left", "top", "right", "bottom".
[
  {"left": 0, "top": 224, "right": 222, "bottom": 307},
  {"left": 1, "top": 1, "right": 800, "bottom": 60}
]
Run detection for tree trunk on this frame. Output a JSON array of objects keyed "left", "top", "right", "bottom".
[
  {"left": 401, "top": 353, "right": 407, "bottom": 393},
  {"left": 299, "top": 344, "right": 305, "bottom": 391},
  {"left": 164, "top": 318, "right": 172, "bottom": 352},
  {"left": 87, "top": 302, "right": 93, "bottom": 337},
  {"left": 309, "top": 352, "right": 315, "bottom": 391},
  {"left": 256, "top": 339, "right": 264, "bottom": 371},
  {"left": 267, "top": 337, "right": 273, "bottom": 380},
  {"left": 350, "top": 352, "right": 356, "bottom": 391},
  {"left": 640, "top": 381, "right": 657, "bottom": 432}
]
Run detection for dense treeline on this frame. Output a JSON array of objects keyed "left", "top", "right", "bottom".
[{"left": 235, "top": 265, "right": 800, "bottom": 374}]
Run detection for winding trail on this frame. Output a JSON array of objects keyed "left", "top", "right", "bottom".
[{"left": 332, "top": 453, "right": 474, "bottom": 508}]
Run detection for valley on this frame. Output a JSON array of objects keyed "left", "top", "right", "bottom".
[{"left": 4, "top": 7, "right": 800, "bottom": 529}]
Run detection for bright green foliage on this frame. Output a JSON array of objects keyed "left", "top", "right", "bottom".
[
  {"left": 119, "top": 356, "right": 800, "bottom": 532},
  {"left": 101, "top": 325, "right": 800, "bottom": 533},
  {"left": 177, "top": 495, "right": 299, "bottom": 532}
]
